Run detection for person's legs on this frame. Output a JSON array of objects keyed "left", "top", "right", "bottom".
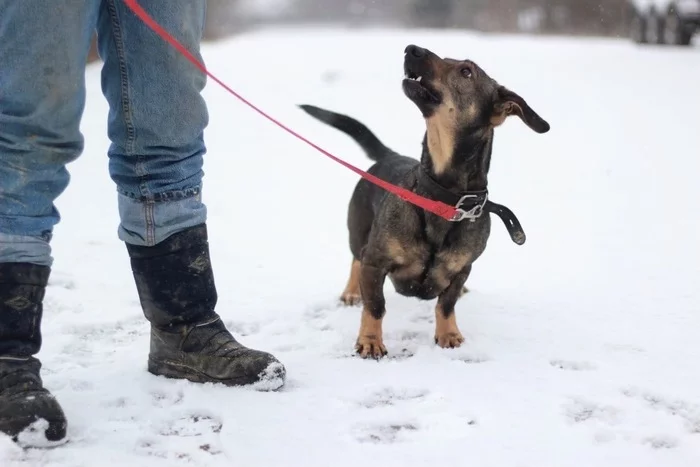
[
  {"left": 0, "top": 2, "right": 98, "bottom": 265},
  {"left": 97, "top": 0, "right": 208, "bottom": 247},
  {"left": 96, "top": 0, "right": 285, "bottom": 388},
  {"left": 0, "top": 0, "right": 99, "bottom": 441}
]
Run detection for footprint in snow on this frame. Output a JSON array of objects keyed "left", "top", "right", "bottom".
[
  {"left": 563, "top": 397, "right": 621, "bottom": 425},
  {"left": 64, "top": 315, "right": 146, "bottom": 344},
  {"left": 622, "top": 387, "right": 700, "bottom": 434},
  {"left": 151, "top": 388, "right": 185, "bottom": 408},
  {"left": 69, "top": 379, "right": 94, "bottom": 391},
  {"left": 101, "top": 396, "right": 128, "bottom": 409},
  {"left": 452, "top": 353, "right": 489, "bottom": 364},
  {"left": 549, "top": 359, "right": 596, "bottom": 371},
  {"left": 354, "top": 423, "right": 419, "bottom": 444},
  {"left": 410, "top": 314, "right": 433, "bottom": 324},
  {"left": 158, "top": 414, "right": 222, "bottom": 437},
  {"left": 398, "top": 330, "right": 427, "bottom": 343},
  {"left": 642, "top": 435, "right": 678, "bottom": 449},
  {"left": 358, "top": 387, "right": 429, "bottom": 409},
  {"left": 564, "top": 393, "right": 691, "bottom": 450},
  {"left": 306, "top": 299, "right": 350, "bottom": 314},
  {"left": 301, "top": 302, "right": 343, "bottom": 331},
  {"left": 333, "top": 348, "right": 415, "bottom": 361},
  {"left": 382, "top": 349, "right": 416, "bottom": 361},
  {"left": 137, "top": 414, "right": 224, "bottom": 462},
  {"left": 58, "top": 316, "right": 147, "bottom": 361}
]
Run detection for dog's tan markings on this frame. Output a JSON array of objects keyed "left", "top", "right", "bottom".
[
  {"left": 427, "top": 106, "right": 455, "bottom": 175},
  {"left": 390, "top": 262, "right": 424, "bottom": 281},
  {"left": 425, "top": 95, "right": 457, "bottom": 175},
  {"left": 356, "top": 307, "right": 387, "bottom": 358},
  {"left": 465, "top": 102, "right": 478, "bottom": 122},
  {"left": 434, "top": 303, "right": 464, "bottom": 349},
  {"left": 430, "top": 270, "right": 452, "bottom": 293},
  {"left": 490, "top": 110, "right": 508, "bottom": 127},
  {"left": 386, "top": 237, "right": 424, "bottom": 266},
  {"left": 340, "top": 259, "right": 361, "bottom": 306},
  {"left": 438, "top": 250, "right": 473, "bottom": 273},
  {"left": 386, "top": 237, "right": 427, "bottom": 280},
  {"left": 430, "top": 251, "right": 473, "bottom": 292},
  {"left": 386, "top": 237, "right": 408, "bottom": 264},
  {"left": 491, "top": 102, "right": 519, "bottom": 128}
]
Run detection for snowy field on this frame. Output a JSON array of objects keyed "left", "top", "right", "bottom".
[{"left": 2, "top": 26, "right": 700, "bottom": 466}]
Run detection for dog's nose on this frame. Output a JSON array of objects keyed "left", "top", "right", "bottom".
[{"left": 405, "top": 45, "right": 426, "bottom": 58}]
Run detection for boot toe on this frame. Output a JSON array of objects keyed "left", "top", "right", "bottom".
[
  {"left": 249, "top": 355, "right": 286, "bottom": 391},
  {"left": 208, "top": 348, "right": 286, "bottom": 389},
  {"left": 0, "top": 390, "right": 67, "bottom": 442}
]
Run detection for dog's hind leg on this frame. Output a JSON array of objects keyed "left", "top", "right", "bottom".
[
  {"left": 343, "top": 180, "right": 373, "bottom": 306},
  {"left": 340, "top": 259, "right": 362, "bottom": 306},
  {"left": 434, "top": 265, "right": 472, "bottom": 349}
]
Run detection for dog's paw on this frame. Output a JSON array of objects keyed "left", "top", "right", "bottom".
[
  {"left": 355, "top": 335, "right": 388, "bottom": 359},
  {"left": 340, "top": 292, "right": 362, "bottom": 307},
  {"left": 435, "top": 331, "right": 465, "bottom": 349}
]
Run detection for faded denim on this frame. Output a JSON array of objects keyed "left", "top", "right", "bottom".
[{"left": 0, "top": 0, "right": 209, "bottom": 266}]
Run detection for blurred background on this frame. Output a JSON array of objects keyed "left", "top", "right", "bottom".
[
  {"left": 88, "top": 0, "right": 699, "bottom": 61},
  {"left": 204, "top": 0, "right": 634, "bottom": 38}
]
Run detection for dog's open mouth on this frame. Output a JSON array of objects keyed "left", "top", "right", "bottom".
[
  {"left": 404, "top": 70, "right": 423, "bottom": 83},
  {"left": 402, "top": 69, "right": 440, "bottom": 104}
]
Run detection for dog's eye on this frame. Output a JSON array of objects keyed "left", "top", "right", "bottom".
[{"left": 461, "top": 67, "right": 472, "bottom": 78}]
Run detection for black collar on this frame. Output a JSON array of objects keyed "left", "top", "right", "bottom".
[
  {"left": 417, "top": 168, "right": 488, "bottom": 219},
  {"left": 417, "top": 167, "right": 527, "bottom": 245}
]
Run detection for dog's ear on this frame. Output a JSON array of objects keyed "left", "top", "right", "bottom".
[{"left": 491, "top": 86, "right": 550, "bottom": 134}]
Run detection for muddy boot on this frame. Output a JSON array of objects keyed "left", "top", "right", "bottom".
[
  {"left": 126, "top": 224, "right": 286, "bottom": 390},
  {"left": 0, "top": 263, "right": 67, "bottom": 441}
]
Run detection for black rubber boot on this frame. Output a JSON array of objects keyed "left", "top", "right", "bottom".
[
  {"left": 126, "top": 224, "right": 286, "bottom": 390},
  {"left": 0, "top": 263, "right": 67, "bottom": 441}
]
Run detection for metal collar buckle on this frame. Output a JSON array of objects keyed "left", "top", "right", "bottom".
[{"left": 450, "top": 193, "right": 488, "bottom": 222}]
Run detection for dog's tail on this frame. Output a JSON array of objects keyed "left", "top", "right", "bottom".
[{"left": 298, "top": 104, "right": 390, "bottom": 161}]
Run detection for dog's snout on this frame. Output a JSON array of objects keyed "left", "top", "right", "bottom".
[{"left": 404, "top": 45, "right": 426, "bottom": 58}]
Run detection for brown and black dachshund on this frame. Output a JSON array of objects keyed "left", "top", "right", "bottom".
[{"left": 300, "top": 44, "right": 550, "bottom": 359}]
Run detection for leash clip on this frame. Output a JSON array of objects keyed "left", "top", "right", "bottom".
[{"left": 450, "top": 194, "right": 488, "bottom": 222}]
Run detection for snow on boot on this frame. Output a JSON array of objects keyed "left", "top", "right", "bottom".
[
  {"left": 126, "top": 224, "right": 286, "bottom": 390},
  {"left": 0, "top": 263, "right": 67, "bottom": 441},
  {"left": 0, "top": 357, "right": 66, "bottom": 442}
]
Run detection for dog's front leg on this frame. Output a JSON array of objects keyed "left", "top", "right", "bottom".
[
  {"left": 356, "top": 262, "right": 388, "bottom": 359},
  {"left": 434, "top": 265, "right": 472, "bottom": 349}
]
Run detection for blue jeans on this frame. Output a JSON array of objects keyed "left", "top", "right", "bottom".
[{"left": 0, "top": 0, "right": 209, "bottom": 267}]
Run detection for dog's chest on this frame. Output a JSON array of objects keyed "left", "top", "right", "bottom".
[{"left": 387, "top": 241, "right": 473, "bottom": 300}]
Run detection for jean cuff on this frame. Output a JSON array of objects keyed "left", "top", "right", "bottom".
[
  {"left": 117, "top": 190, "right": 207, "bottom": 247},
  {"left": 0, "top": 233, "right": 53, "bottom": 266}
]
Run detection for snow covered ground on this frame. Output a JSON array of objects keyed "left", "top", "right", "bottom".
[{"left": 2, "top": 25, "right": 700, "bottom": 466}]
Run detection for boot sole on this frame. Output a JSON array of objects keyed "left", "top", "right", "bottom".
[{"left": 147, "top": 357, "right": 285, "bottom": 391}]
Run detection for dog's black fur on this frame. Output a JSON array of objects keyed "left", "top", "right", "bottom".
[{"left": 300, "top": 45, "right": 549, "bottom": 358}]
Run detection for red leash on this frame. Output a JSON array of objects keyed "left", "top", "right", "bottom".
[{"left": 123, "top": 0, "right": 459, "bottom": 221}]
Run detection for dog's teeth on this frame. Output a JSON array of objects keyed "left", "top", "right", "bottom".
[{"left": 417, "top": 76, "right": 422, "bottom": 82}]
